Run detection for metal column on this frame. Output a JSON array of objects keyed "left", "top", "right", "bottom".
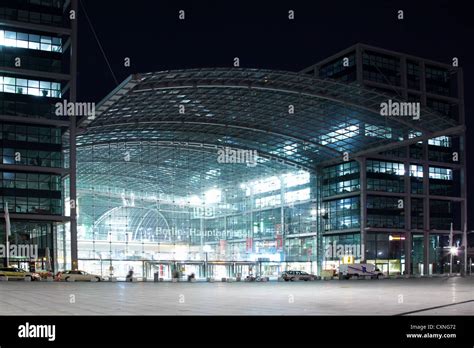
[
  {"left": 404, "top": 161, "right": 411, "bottom": 275},
  {"left": 357, "top": 157, "right": 367, "bottom": 263},
  {"left": 69, "top": 0, "right": 79, "bottom": 270},
  {"left": 422, "top": 142, "right": 430, "bottom": 276}
]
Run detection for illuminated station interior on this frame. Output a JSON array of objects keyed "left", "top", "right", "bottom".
[{"left": 56, "top": 63, "right": 464, "bottom": 280}]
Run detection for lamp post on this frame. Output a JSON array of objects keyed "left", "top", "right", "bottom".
[
  {"left": 95, "top": 252, "right": 103, "bottom": 278},
  {"left": 449, "top": 223, "right": 453, "bottom": 276}
]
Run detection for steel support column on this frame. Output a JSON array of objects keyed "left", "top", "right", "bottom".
[
  {"left": 357, "top": 157, "right": 367, "bottom": 262},
  {"left": 404, "top": 161, "right": 411, "bottom": 275},
  {"left": 422, "top": 142, "right": 430, "bottom": 276},
  {"left": 69, "top": 0, "right": 79, "bottom": 270}
]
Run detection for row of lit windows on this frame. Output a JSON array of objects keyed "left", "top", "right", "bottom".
[
  {"left": 429, "top": 167, "right": 453, "bottom": 180},
  {"left": 322, "top": 161, "right": 359, "bottom": 179},
  {"left": 0, "top": 76, "right": 61, "bottom": 98},
  {"left": 324, "top": 197, "right": 360, "bottom": 231},
  {"left": 322, "top": 179, "right": 360, "bottom": 197},
  {"left": 428, "top": 136, "right": 451, "bottom": 147},
  {"left": 0, "top": 30, "right": 62, "bottom": 52},
  {"left": 244, "top": 171, "right": 310, "bottom": 196},
  {"left": 366, "top": 160, "right": 405, "bottom": 175},
  {"left": 324, "top": 215, "right": 360, "bottom": 231}
]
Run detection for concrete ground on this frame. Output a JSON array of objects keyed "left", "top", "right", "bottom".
[{"left": 0, "top": 277, "right": 473, "bottom": 315}]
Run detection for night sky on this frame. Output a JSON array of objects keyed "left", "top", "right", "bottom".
[{"left": 77, "top": 0, "right": 474, "bottom": 229}]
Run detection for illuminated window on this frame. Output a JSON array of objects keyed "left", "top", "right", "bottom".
[
  {"left": 429, "top": 167, "right": 453, "bottom": 180},
  {"left": 283, "top": 171, "right": 310, "bottom": 188},
  {"left": 409, "top": 165, "right": 423, "bottom": 178},
  {"left": 321, "top": 124, "right": 359, "bottom": 145},
  {"left": 244, "top": 176, "right": 280, "bottom": 196},
  {"left": 285, "top": 188, "right": 310, "bottom": 203},
  {"left": 428, "top": 136, "right": 451, "bottom": 147},
  {"left": 0, "top": 76, "right": 61, "bottom": 98},
  {"left": 365, "top": 124, "right": 392, "bottom": 139},
  {"left": 0, "top": 30, "right": 62, "bottom": 52}
]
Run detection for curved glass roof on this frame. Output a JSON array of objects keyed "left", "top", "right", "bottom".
[{"left": 74, "top": 68, "right": 460, "bottom": 196}]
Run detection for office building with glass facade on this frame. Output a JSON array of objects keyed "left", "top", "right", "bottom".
[
  {"left": 303, "top": 44, "right": 466, "bottom": 276},
  {"left": 56, "top": 43, "right": 465, "bottom": 280},
  {"left": 0, "top": 0, "right": 77, "bottom": 271}
]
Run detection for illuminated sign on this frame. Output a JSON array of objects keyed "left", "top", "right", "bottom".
[{"left": 389, "top": 235, "right": 406, "bottom": 241}]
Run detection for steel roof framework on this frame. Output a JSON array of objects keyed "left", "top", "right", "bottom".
[{"left": 74, "top": 68, "right": 459, "bottom": 198}]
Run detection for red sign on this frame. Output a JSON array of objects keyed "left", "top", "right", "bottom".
[
  {"left": 246, "top": 238, "right": 253, "bottom": 252},
  {"left": 220, "top": 239, "right": 227, "bottom": 254},
  {"left": 276, "top": 234, "right": 283, "bottom": 250}
]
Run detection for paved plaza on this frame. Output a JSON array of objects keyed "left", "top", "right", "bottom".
[{"left": 0, "top": 277, "right": 473, "bottom": 316}]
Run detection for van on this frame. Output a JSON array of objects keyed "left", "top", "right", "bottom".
[{"left": 338, "top": 264, "right": 383, "bottom": 279}]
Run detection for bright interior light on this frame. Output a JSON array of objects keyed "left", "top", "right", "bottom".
[
  {"left": 450, "top": 246, "right": 458, "bottom": 255},
  {"left": 189, "top": 195, "right": 201, "bottom": 205},
  {"left": 204, "top": 188, "right": 221, "bottom": 204}
]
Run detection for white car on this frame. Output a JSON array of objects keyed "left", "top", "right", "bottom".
[{"left": 57, "top": 270, "right": 103, "bottom": 282}]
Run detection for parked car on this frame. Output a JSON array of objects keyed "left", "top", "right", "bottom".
[
  {"left": 0, "top": 267, "right": 41, "bottom": 281},
  {"left": 281, "top": 270, "right": 317, "bottom": 281},
  {"left": 56, "top": 270, "right": 103, "bottom": 282},
  {"left": 338, "top": 263, "right": 383, "bottom": 279}
]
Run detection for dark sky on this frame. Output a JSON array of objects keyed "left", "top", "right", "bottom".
[{"left": 77, "top": 0, "right": 474, "bottom": 228}]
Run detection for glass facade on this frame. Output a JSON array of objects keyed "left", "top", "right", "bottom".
[
  {"left": 0, "top": 0, "right": 72, "bottom": 272},
  {"left": 0, "top": 0, "right": 66, "bottom": 27},
  {"left": 319, "top": 52, "right": 356, "bottom": 81},
  {"left": 67, "top": 142, "right": 318, "bottom": 279},
  {"left": 363, "top": 50, "right": 401, "bottom": 85}
]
